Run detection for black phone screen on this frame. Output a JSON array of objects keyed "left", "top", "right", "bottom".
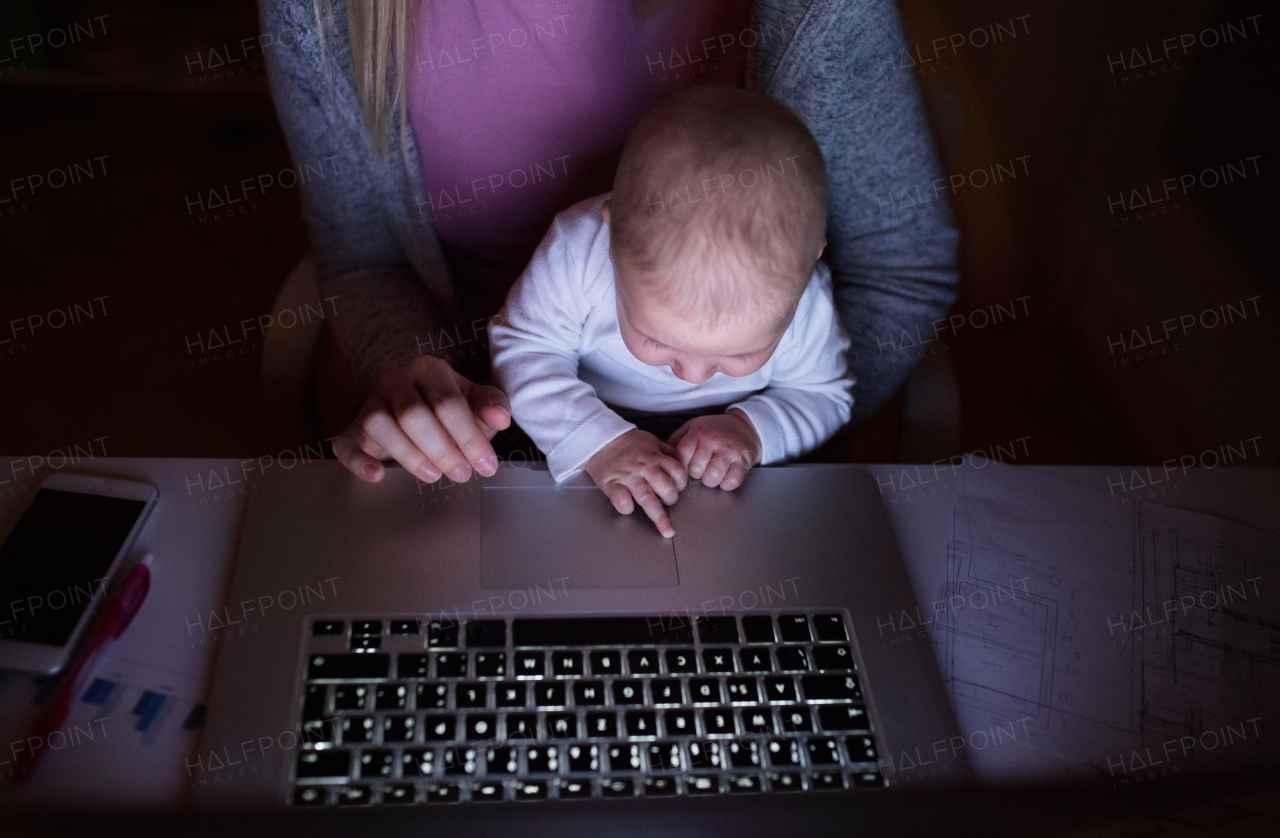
[{"left": 0, "top": 488, "right": 147, "bottom": 647}]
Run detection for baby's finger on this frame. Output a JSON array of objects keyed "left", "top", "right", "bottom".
[
  {"left": 667, "top": 423, "right": 692, "bottom": 449},
  {"left": 631, "top": 482, "right": 675, "bottom": 538},
  {"left": 686, "top": 441, "right": 715, "bottom": 481},
  {"left": 720, "top": 462, "right": 749, "bottom": 491},
  {"left": 674, "top": 429, "right": 700, "bottom": 469},
  {"left": 658, "top": 453, "right": 688, "bottom": 493},
  {"left": 602, "top": 483, "right": 635, "bottom": 516},
  {"left": 643, "top": 464, "right": 681, "bottom": 506},
  {"left": 701, "top": 452, "right": 733, "bottom": 488}
]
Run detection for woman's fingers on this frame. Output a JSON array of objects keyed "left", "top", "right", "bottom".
[
  {"left": 362, "top": 404, "right": 445, "bottom": 483},
  {"left": 468, "top": 383, "right": 513, "bottom": 437},
  {"left": 333, "top": 429, "right": 390, "bottom": 482}
]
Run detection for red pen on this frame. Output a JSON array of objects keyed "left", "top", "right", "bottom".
[{"left": 14, "top": 554, "right": 153, "bottom": 782}]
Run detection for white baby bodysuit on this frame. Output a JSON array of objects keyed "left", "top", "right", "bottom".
[{"left": 489, "top": 194, "right": 854, "bottom": 481}]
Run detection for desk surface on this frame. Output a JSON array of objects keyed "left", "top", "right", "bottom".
[{"left": 0, "top": 456, "right": 1276, "bottom": 809}]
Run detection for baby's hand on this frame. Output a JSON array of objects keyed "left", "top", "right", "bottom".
[
  {"left": 669, "top": 411, "right": 763, "bottom": 491},
  {"left": 583, "top": 429, "right": 688, "bottom": 537}
]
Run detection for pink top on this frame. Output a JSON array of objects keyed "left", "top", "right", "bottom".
[{"left": 408, "top": 0, "right": 751, "bottom": 320}]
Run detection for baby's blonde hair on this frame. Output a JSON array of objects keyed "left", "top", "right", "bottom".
[{"left": 610, "top": 88, "right": 828, "bottom": 328}]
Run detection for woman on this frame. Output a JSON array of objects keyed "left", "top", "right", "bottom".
[{"left": 260, "top": 0, "right": 958, "bottom": 484}]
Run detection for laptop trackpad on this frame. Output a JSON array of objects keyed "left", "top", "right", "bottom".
[{"left": 481, "top": 487, "right": 679, "bottom": 589}]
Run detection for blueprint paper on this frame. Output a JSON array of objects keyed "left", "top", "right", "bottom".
[{"left": 926, "top": 460, "right": 1279, "bottom": 784}]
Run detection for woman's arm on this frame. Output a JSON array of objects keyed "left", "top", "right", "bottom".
[
  {"left": 260, "top": 0, "right": 509, "bottom": 481},
  {"left": 770, "top": 0, "right": 961, "bottom": 428}
]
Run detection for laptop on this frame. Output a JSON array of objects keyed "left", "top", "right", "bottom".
[{"left": 192, "top": 462, "right": 965, "bottom": 808}]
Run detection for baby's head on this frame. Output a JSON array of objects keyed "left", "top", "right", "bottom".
[{"left": 604, "top": 87, "right": 828, "bottom": 384}]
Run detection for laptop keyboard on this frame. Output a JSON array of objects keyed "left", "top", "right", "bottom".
[{"left": 291, "top": 612, "right": 884, "bottom": 805}]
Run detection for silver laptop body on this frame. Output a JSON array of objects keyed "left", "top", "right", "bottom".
[{"left": 192, "top": 463, "right": 964, "bottom": 807}]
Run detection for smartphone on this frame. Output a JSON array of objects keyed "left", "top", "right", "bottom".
[{"left": 0, "top": 472, "right": 157, "bottom": 674}]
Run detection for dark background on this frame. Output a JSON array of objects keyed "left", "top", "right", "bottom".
[{"left": 1, "top": 0, "right": 1276, "bottom": 467}]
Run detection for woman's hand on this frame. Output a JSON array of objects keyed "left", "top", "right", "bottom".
[{"left": 333, "top": 355, "right": 512, "bottom": 484}]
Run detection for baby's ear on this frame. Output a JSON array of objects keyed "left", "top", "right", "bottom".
[{"left": 601, "top": 199, "right": 612, "bottom": 228}]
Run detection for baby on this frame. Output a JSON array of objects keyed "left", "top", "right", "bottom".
[{"left": 490, "top": 87, "right": 853, "bottom": 536}]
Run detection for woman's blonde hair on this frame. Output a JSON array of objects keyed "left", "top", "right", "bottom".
[{"left": 314, "top": 0, "right": 671, "bottom": 163}]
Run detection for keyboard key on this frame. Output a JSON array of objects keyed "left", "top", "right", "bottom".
[
  {"left": 813, "top": 614, "right": 848, "bottom": 642},
  {"left": 534, "top": 683, "right": 566, "bottom": 707},
  {"left": 350, "top": 635, "right": 381, "bottom": 652},
  {"left": 560, "top": 779, "right": 593, "bottom": 799},
  {"left": 726, "top": 678, "right": 759, "bottom": 703},
  {"left": 375, "top": 684, "right": 408, "bottom": 710},
  {"left": 296, "top": 749, "right": 349, "bottom": 779},
  {"left": 625, "top": 711, "right": 658, "bottom": 738},
  {"left": 398, "top": 654, "right": 430, "bottom": 678},
  {"left": 423, "top": 715, "right": 456, "bottom": 741},
  {"left": 575, "top": 681, "right": 607, "bottom": 706},
  {"left": 384, "top": 784, "right": 416, "bottom": 804},
  {"left": 443, "top": 746, "right": 477, "bottom": 775},
  {"left": 696, "top": 616, "right": 739, "bottom": 644},
  {"left": 389, "top": 619, "right": 419, "bottom": 636},
  {"left": 779, "top": 706, "right": 813, "bottom": 733},
  {"left": 664, "top": 710, "right": 697, "bottom": 737},
  {"left": 769, "top": 771, "right": 804, "bottom": 791},
  {"left": 308, "top": 654, "right": 389, "bottom": 681},
  {"left": 853, "top": 771, "right": 886, "bottom": 788},
  {"left": 608, "top": 743, "right": 642, "bottom": 772},
  {"left": 689, "top": 678, "right": 722, "bottom": 704},
  {"left": 514, "top": 651, "right": 544, "bottom": 677},
  {"left": 425, "top": 783, "right": 461, "bottom": 803},
  {"left": 473, "top": 781, "right": 504, "bottom": 802},
  {"left": 383, "top": 715, "right": 415, "bottom": 742},
  {"left": 686, "top": 740, "right": 723, "bottom": 769},
  {"left": 402, "top": 749, "right": 434, "bottom": 776},
  {"left": 601, "top": 778, "right": 635, "bottom": 797},
  {"left": 526, "top": 745, "right": 559, "bottom": 773},
  {"left": 741, "top": 708, "right": 774, "bottom": 734},
  {"left": 802, "top": 674, "right": 862, "bottom": 701},
  {"left": 702, "top": 649, "right": 735, "bottom": 673},
  {"left": 686, "top": 775, "right": 721, "bottom": 795},
  {"left": 566, "top": 743, "right": 600, "bottom": 772},
  {"left": 474, "top": 652, "right": 505, "bottom": 677},
  {"left": 818, "top": 705, "right": 871, "bottom": 732},
  {"left": 586, "top": 712, "right": 617, "bottom": 738},
  {"left": 426, "top": 620, "right": 459, "bottom": 648},
  {"left": 515, "top": 780, "right": 549, "bottom": 800},
  {"left": 741, "top": 615, "right": 775, "bottom": 643},
  {"left": 547, "top": 712, "right": 577, "bottom": 738},
  {"left": 456, "top": 683, "right": 487, "bottom": 709},
  {"left": 813, "top": 772, "right": 846, "bottom": 790},
  {"left": 589, "top": 650, "right": 622, "bottom": 676},
  {"left": 808, "top": 737, "right": 842, "bottom": 765},
  {"left": 351, "top": 620, "right": 381, "bottom": 637},
  {"left": 767, "top": 739, "right": 802, "bottom": 767},
  {"left": 465, "top": 620, "right": 506, "bottom": 647},
  {"left": 728, "top": 740, "right": 762, "bottom": 768},
  {"left": 486, "top": 747, "right": 517, "bottom": 774},
  {"left": 665, "top": 649, "right": 698, "bottom": 674},
  {"left": 340, "top": 716, "right": 374, "bottom": 743},
  {"left": 845, "top": 735, "right": 878, "bottom": 763},
  {"left": 299, "top": 717, "right": 334, "bottom": 745},
  {"left": 643, "top": 776, "right": 678, "bottom": 796},
  {"left": 764, "top": 677, "right": 797, "bottom": 702},
  {"left": 776, "top": 648, "right": 810, "bottom": 672},
  {"left": 728, "top": 775, "right": 762, "bottom": 793},
  {"left": 777, "top": 615, "right": 811, "bottom": 643},
  {"left": 611, "top": 680, "right": 644, "bottom": 705},
  {"left": 311, "top": 620, "right": 343, "bottom": 637},
  {"left": 416, "top": 683, "right": 447, "bottom": 710},
  {"left": 552, "top": 651, "right": 583, "bottom": 676},
  {"left": 702, "top": 709, "right": 735, "bottom": 736},
  {"left": 496, "top": 683, "right": 526, "bottom": 708},
  {"left": 435, "top": 653, "right": 467, "bottom": 678},
  {"left": 513, "top": 617, "right": 692, "bottom": 647},
  {"left": 647, "top": 741, "right": 682, "bottom": 771},
  {"left": 301, "top": 684, "right": 327, "bottom": 721},
  {"left": 294, "top": 787, "right": 325, "bottom": 806},
  {"left": 467, "top": 714, "right": 498, "bottom": 741},
  {"left": 338, "top": 785, "right": 372, "bottom": 805},
  {"left": 813, "top": 645, "right": 854, "bottom": 671},
  {"left": 333, "top": 684, "right": 368, "bottom": 711},
  {"left": 627, "top": 649, "right": 660, "bottom": 675},
  {"left": 651, "top": 680, "right": 682, "bottom": 705},
  {"left": 506, "top": 714, "right": 537, "bottom": 739},
  {"left": 740, "top": 648, "right": 772, "bottom": 672}
]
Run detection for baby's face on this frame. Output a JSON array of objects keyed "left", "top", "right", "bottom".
[{"left": 614, "top": 269, "right": 792, "bottom": 384}]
